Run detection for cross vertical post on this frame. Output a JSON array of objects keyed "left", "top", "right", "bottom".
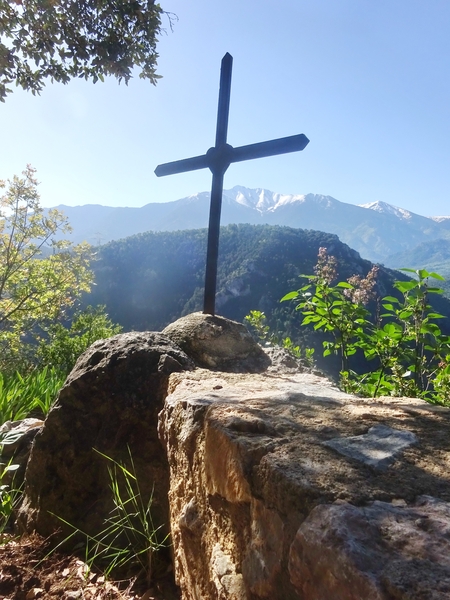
[
  {"left": 155, "top": 53, "right": 309, "bottom": 316},
  {"left": 204, "top": 53, "right": 232, "bottom": 314}
]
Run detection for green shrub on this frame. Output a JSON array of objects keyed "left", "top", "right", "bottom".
[
  {"left": 245, "top": 309, "right": 315, "bottom": 365},
  {"left": 37, "top": 305, "right": 122, "bottom": 374},
  {"left": 280, "top": 248, "right": 450, "bottom": 404}
]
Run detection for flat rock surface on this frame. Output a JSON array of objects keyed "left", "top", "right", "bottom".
[
  {"left": 323, "top": 424, "right": 419, "bottom": 471},
  {"left": 160, "top": 369, "right": 450, "bottom": 599},
  {"left": 165, "top": 369, "right": 450, "bottom": 506}
]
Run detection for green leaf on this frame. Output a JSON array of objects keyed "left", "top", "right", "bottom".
[
  {"left": 280, "top": 291, "right": 298, "bottom": 302},
  {"left": 428, "top": 272, "right": 445, "bottom": 281},
  {"left": 398, "top": 310, "right": 414, "bottom": 320},
  {"left": 395, "top": 280, "right": 418, "bottom": 293},
  {"left": 302, "top": 315, "right": 320, "bottom": 325},
  {"left": 417, "top": 269, "right": 431, "bottom": 280},
  {"left": 336, "top": 282, "right": 353, "bottom": 289},
  {"left": 382, "top": 322, "right": 403, "bottom": 335},
  {"left": 420, "top": 323, "right": 441, "bottom": 336},
  {"left": 382, "top": 303, "right": 395, "bottom": 311}
]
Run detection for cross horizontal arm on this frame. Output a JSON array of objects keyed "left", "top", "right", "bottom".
[
  {"left": 155, "top": 154, "right": 209, "bottom": 177},
  {"left": 230, "top": 134, "right": 309, "bottom": 164},
  {"left": 155, "top": 133, "right": 309, "bottom": 178}
]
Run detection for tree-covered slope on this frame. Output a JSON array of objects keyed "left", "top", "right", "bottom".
[
  {"left": 84, "top": 223, "right": 450, "bottom": 377},
  {"left": 86, "top": 224, "right": 421, "bottom": 330},
  {"left": 385, "top": 238, "right": 450, "bottom": 296}
]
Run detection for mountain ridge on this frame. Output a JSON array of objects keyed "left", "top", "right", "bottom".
[{"left": 50, "top": 186, "right": 450, "bottom": 263}]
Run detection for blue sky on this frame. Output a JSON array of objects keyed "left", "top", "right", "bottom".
[{"left": 2, "top": 0, "right": 450, "bottom": 217}]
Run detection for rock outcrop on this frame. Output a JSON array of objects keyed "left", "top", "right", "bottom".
[
  {"left": 0, "top": 418, "right": 44, "bottom": 488},
  {"left": 159, "top": 368, "right": 450, "bottom": 599},
  {"left": 18, "top": 331, "right": 194, "bottom": 542},
  {"left": 17, "top": 314, "right": 450, "bottom": 599},
  {"left": 289, "top": 495, "right": 450, "bottom": 600},
  {"left": 162, "top": 312, "right": 270, "bottom": 372}
]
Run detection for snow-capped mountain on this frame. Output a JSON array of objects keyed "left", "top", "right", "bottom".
[
  {"left": 227, "top": 186, "right": 343, "bottom": 214},
  {"left": 230, "top": 186, "right": 308, "bottom": 212},
  {"left": 430, "top": 216, "right": 450, "bottom": 223},
  {"left": 358, "top": 200, "right": 414, "bottom": 220},
  {"left": 50, "top": 186, "right": 450, "bottom": 263}
]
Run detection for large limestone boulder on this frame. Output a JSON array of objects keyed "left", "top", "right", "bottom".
[
  {"left": 289, "top": 496, "right": 450, "bottom": 600},
  {"left": 18, "top": 331, "right": 194, "bottom": 543},
  {"left": 159, "top": 369, "right": 450, "bottom": 600},
  {"left": 162, "top": 312, "right": 270, "bottom": 372}
]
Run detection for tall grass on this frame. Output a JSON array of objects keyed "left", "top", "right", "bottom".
[
  {"left": 51, "top": 448, "right": 169, "bottom": 586},
  {"left": 0, "top": 366, "right": 65, "bottom": 425},
  {"left": 0, "top": 367, "right": 65, "bottom": 541}
]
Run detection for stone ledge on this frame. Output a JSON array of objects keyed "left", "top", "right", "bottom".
[{"left": 160, "top": 368, "right": 450, "bottom": 599}]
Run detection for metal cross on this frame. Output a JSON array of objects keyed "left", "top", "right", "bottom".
[{"left": 155, "top": 53, "right": 309, "bottom": 315}]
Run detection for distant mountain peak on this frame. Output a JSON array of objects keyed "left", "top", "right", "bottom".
[
  {"left": 224, "top": 186, "right": 339, "bottom": 214},
  {"left": 358, "top": 200, "right": 414, "bottom": 220},
  {"left": 430, "top": 215, "right": 450, "bottom": 223}
]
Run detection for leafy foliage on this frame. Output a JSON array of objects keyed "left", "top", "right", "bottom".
[
  {"left": 0, "top": 166, "right": 93, "bottom": 372},
  {"left": 37, "top": 305, "right": 122, "bottom": 374},
  {"left": 244, "top": 309, "right": 314, "bottom": 365},
  {"left": 282, "top": 248, "right": 450, "bottom": 404},
  {"left": 0, "top": 366, "right": 65, "bottom": 423},
  {"left": 244, "top": 310, "right": 273, "bottom": 343},
  {"left": 0, "top": 0, "right": 168, "bottom": 101},
  {"left": 282, "top": 248, "right": 379, "bottom": 374}
]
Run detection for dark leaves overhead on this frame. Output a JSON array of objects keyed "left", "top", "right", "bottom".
[{"left": 0, "top": 0, "right": 166, "bottom": 101}]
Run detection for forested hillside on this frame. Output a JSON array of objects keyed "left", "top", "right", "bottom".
[
  {"left": 85, "top": 224, "right": 450, "bottom": 350},
  {"left": 385, "top": 238, "right": 450, "bottom": 296}
]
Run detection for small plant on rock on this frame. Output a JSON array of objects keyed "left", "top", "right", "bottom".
[{"left": 245, "top": 309, "right": 315, "bottom": 365}]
